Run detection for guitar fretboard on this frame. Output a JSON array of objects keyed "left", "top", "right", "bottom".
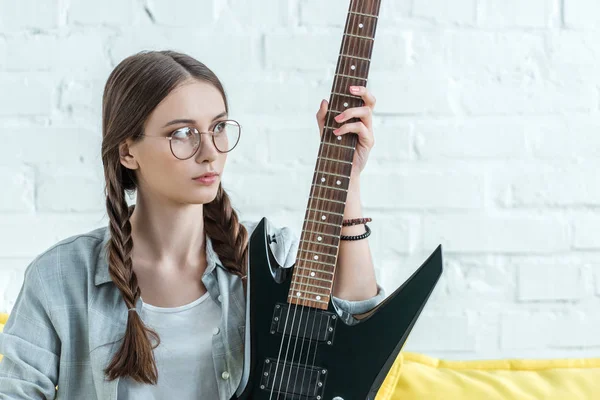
[{"left": 289, "top": 0, "right": 382, "bottom": 310}]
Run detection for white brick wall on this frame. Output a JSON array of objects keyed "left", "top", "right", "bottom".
[{"left": 1, "top": 0, "right": 599, "bottom": 361}]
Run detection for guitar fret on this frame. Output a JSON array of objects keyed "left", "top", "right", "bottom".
[
  {"left": 335, "top": 73, "right": 367, "bottom": 81},
  {"left": 344, "top": 32, "right": 374, "bottom": 41},
  {"left": 288, "top": 289, "right": 331, "bottom": 298},
  {"left": 309, "top": 196, "right": 345, "bottom": 205},
  {"left": 292, "top": 272, "right": 332, "bottom": 283},
  {"left": 340, "top": 53, "right": 371, "bottom": 62},
  {"left": 312, "top": 183, "right": 347, "bottom": 192},
  {"left": 305, "top": 218, "right": 341, "bottom": 228},
  {"left": 300, "top": 238, "right": 338, "bottom": 248},
  {"left": 331, "top": 91, "right": 362, "bottom": 99},
  {"left": 300, "top": 247, "right": 337, "bottom": 258},
  {"left": 289, "top": 297, "right": 329, "bottom": 305},
  {"left": 290, "top": 281, "right": 332, "bottom": 292},
  {"left": 295, "top": 265, "right": 334, "bottom": 275},
  {"left": 322, "top": 139, "right": 355, "bottom": 150},
  {"left": 349, "top": 11, "right": 378, "bottom": 19},
  {"left": 307, "top": 207, "right": 344, "bottom": 217},
  {"left": 318, "top": 156, "right": 352, "bottom": 165},
  {"left": 315, "top": 170, "right": 351, "bottom": 179},
  {"left": 298, "top": 256, "right": 336, "bottom": 267},
  {"left": 328, "top": 109, "right": 344, "bottom": 114}
]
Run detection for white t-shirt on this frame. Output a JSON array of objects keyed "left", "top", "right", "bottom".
[{"left": 117, "top": 290, "right": 221, "bottom": 399}]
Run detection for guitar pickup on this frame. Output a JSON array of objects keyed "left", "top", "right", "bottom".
[{"left": 270, "top": 303, "right": 337, "bottom": 344}]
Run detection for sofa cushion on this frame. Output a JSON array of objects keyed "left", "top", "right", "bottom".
[{"left": 376, "top": 351, "right": 600, "bottom": 400}]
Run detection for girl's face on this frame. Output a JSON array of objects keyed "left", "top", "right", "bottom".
[{"left": 121, "top": 80, "right": 229, "bottom": 205}]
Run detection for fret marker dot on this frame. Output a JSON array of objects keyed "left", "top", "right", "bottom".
[
  {"left": 317, "top": 236, "right": 322, "bottom": 241},
  {"left": 314, "top": 255, "right": 319, "bottom": 260},
  {"left": 359, "top": 23, "right": 364, "bottom": 29},
  {"left": 316, "top": 295, "right": 321, "bottom": 301},
  {"left": 336, "top": 180, "right": 341, "bottom": 185},
  {"left": 321, "top": 177, "right": 326, "bottom": 182},
  {"left": 337, "top": 136, "right": 342, "bottom": 140},
  {"left": 343, "top": 102, "right": 349, "bottom": 107},
  {"left": 321, "top": 215, "right": 326, "bottom": 220},
  {"left": 311, "top": 272, "right": 316, "bottom": 276},
  {"left": 351, "top": 65, "right": 356, "bottom": 70},
  {"left": 297, "top": 292, "right": 302, "bottom": 297}
]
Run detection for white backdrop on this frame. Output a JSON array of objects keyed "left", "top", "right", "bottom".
[{"left": 1, "top": 0, "right": 599, "bottom": 360}]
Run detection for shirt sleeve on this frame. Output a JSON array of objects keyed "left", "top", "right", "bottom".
[
  {"left": 275, "top": 224, "right": 386, "bottom": 326},
  {"left": 0, "top": 259, "right": 60, "bottom": 399}
]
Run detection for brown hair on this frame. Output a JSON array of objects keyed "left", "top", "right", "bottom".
[{"left": 100, "top": 50, "right": 248, "bottom": 384}]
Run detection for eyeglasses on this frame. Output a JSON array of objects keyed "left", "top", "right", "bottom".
[{"left": 140, "top": 119, "right": 241, "bottom": 160}]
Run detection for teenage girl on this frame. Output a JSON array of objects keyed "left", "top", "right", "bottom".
[{"left": 0, "top": 50, "right": 384, "bottom": 400}]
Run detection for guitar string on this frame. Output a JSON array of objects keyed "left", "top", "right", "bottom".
[
  {"left": 271, "top": 0, "right": 377, "bottom": 397},
  {"left": 289, "top": 2, "right": 359, "bottom": 395}
]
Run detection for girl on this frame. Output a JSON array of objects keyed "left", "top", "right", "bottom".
[{"left": 0, "top": 50, "right": 384, "bottom": 399}]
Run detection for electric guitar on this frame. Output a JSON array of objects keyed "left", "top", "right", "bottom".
[{"left": 233, "top": 1, "right": 443, "bottom": 398}]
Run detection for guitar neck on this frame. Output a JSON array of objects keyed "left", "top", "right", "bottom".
[{"left": 289, "top": 0, "right": 382, "bottom": 310}]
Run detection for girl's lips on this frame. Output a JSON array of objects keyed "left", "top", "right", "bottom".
[{"left": 193, "top": 175, "right": 218, "bottom": 184}]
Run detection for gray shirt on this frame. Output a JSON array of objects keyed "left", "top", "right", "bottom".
[
  {"left": 0, "top": 218, "right": 385, "bottom": 400},
  {"left": 117, "top": 291, "right": 221, "bottom": 399}
]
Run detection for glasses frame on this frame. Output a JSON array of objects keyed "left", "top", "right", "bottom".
[{"left": 140, "top": 119, "right": 242, "bottom": 160}]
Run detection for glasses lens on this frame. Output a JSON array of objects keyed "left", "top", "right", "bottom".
[
  {"left": 170, "top": 127, "right": 200, "bottom": 160},
  {"left": 170, "top": 121, "right": 241, "bottom": 159},
  {"left": 213, "top": 120, "right": 241, "bottom": 153}
]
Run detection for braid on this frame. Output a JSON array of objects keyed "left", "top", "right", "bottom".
[
  {"left": 103, "top": 177, "right": 160, "bottom": 384},
  {"left": 204, "top": 184, "right": 249, "bottom": 286}
]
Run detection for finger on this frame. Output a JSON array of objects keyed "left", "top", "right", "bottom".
[
  {"left": 334, "top": 106, "right": 372, "bottom": 127},
  {"left": 349, "top": 86, "right": 376, "bottom": 109},
  {"left": 333, "top": 121, "right": 369, "bottom": 137},
  {"left": 316, "top": 99, "right": 328, "bottom": 135}
]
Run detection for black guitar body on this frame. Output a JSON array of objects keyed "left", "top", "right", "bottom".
[{"left": 233, "top": 218, "right": 443, "bottom": 400}]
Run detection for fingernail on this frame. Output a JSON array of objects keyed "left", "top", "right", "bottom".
[{"left": 350, "top": 86, "right": 359, "bottom": 92}]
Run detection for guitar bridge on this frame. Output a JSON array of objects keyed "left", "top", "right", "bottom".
[
  {"left": 260, "top": 358, "right": 327, "bottom": 399},
  {"left": 270, "top": 303, "right": 337, "bottom": 344}
]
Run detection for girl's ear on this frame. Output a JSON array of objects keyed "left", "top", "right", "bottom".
[{"left": 119, "top": 140, "right": 139, "bottom": 170}]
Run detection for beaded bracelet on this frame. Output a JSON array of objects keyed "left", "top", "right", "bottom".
[
  {"left": 342, "top": 217, "right": 372, "bottom": 227},
  {"left": 340, "top": 224, "right": 371, "bottom": 241}
]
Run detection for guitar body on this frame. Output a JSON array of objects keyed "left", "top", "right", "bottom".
[{"left": 233, "top": 218, "right": 443, "bottom": 399}]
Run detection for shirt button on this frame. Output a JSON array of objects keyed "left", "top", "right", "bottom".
[
  {"left": 218, "top": 295, "right": 223, "bottom": 302},
  {"left": 221, "top": 371, "right": 230, "bottom": 380},
  {"left": 213, "top": 327, "right": 220, "bottom": 335}
]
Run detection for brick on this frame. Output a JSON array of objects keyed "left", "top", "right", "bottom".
[
  {"left": 144, "top": 0, "right": 216, "bottom": 26},
  {"left": 0, "top": 74, "right": 54, "bottom": 116},
  {"left": 368, "top": 120, "right": 412, "bottom": 161},
  {"left": 226, "top": 0, "right": 292, "bottom": 28},
  {"left": 361, "top": 167, "right": 484, "bottom": 210},
  {"left": 0, "top": 165, "right": 35, "bottom": 212},
  {"left": 265, "top": 33, "right": 341, "bottom": 70},
  {"left": 0, "top": 123, "right": 101, "bottom": 166},
  {"left": 414, "top": 119, "right": 527, "bottom": 159},
  {"left": 69, "top": 0, "right": 136, "bottom": 25},
  {"left": 413, "top": 0, "right": 477, "bottom": 25},
  {"left": 423, "top": 214, "right": 569, "bottom": 253},
  {"left": 518, "top": 264, "right": 586, "bottom": 301},
  {"left": 448, "top": 32, "right": 546, "bottom": 78},
  {"left": 564, "top": 0, "right": 600, "bottom": 29},
  {"left": 300, "top": 0, "right": 348, "bottom": 27},
  {"left": 478, "top": 0, "right": 554, "bottom": 28},
  {"left": 0, "top": 0, "right": 59, "bottom": 31},
  {"left": 405, "top": 313, "right": 477, "bottom": 352},
  {"left": 0, "top": 213, "right": 107, "bottom": 258},
  {"left": 36, "top": 166, "right": 105, "bottom": 212},
  {"left": 547, "top": 31, "right": 600, "bottom": 65},
  {"left": 495, "top": 166, "right": 600, "bottom": 208},
  {"left": 500, "top": 312, "right": 555, "bottom": 349},
  {"left": 4, "top": 33, "right": 109, "bottom": 74},
  {"left": 573, "top": 215, "right": 600, "bottom": 250},
  {"left": 528, "top": 117, "right": 600, "bottom": 159},
  {"left": 0, "top": 260, "right": 29, "bottom": 313},
  {"left": 368, "top": 68, "right": 452, "bottom": 115}
]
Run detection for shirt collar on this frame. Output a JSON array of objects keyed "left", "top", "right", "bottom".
[{"left": 94, "top": 225, "right": 224, "bottom": 286}]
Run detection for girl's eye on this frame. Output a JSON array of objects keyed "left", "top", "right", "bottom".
[
  {"left": 172, "top": 127, "right": 193, "bottom": 140},
  {"left": 213, "top": 121, "right": 226, "bottom": 133}
]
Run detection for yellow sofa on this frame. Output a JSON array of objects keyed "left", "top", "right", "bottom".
[{"left": 1, "top": 313, "right": 599, "bottom": 398}]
